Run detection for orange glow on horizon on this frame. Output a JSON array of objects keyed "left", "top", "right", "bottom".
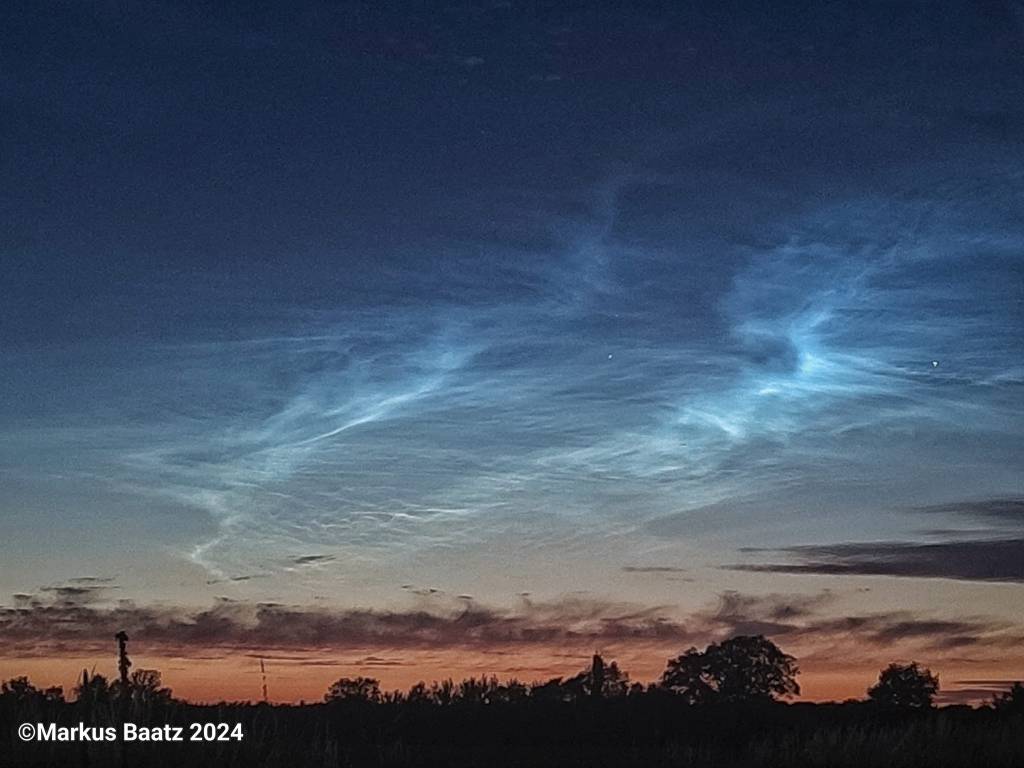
[{"left": 3, "top": 645, "right": 1017, "bottom": 707}]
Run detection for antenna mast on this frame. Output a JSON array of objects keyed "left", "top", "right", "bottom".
[
  {"left": 260, "top": 658, "right": 268, "bottom": 703},
  {"left": 115, "top": 631, "right": 131, "bottom": 688}
]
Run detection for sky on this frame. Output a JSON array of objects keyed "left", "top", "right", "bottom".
[{"left": 1, "top": 0, "right": 1023, "bottom": 704}]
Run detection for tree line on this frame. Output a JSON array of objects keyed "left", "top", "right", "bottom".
[
  {"left": 6, "top": 633, "right": 1020, "bottom": 713},
  {"left": 320, "top": 635, "right": 1021, "bottom": 712}
]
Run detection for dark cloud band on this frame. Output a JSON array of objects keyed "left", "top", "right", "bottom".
[
  {"left": 1, "top": 590, "right": 1017, "bottom": 661},
  {"left": 731, "top": 538, "right": 1024, "bottom": 583}
]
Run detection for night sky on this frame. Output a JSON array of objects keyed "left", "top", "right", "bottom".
[{"left": 2, "top": 0, "right": 1023, "bottom": 703}]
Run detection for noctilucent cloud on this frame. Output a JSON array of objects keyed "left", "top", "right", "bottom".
[{"left": 1, "top": 0, "right": 1022, "bottom": 700}]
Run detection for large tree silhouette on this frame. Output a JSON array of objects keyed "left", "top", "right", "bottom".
[
  {"left": 662, "top": 635, "right": 799, "bottom": 703},
  {"left": 867, "top": 662, "right": 939, "bottom": 709}
]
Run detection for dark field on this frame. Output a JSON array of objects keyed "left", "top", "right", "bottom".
[{"left": 3, "top": 696, "right": 1024, "bottom": 768}]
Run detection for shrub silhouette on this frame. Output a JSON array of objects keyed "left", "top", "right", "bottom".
[
  {"left": 867, "top": 662, "right": 939, "bottom": 709},
  {"left": 661, "top": 635, "right": 800, "bottom": 703}
]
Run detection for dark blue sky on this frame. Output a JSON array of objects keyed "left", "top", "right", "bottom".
[
  {"left": 5, "top": 1, "right": 1021, "bottom": 343},
  {"left": 1, "top": 0, "right": 1023, "bottom": 700}
]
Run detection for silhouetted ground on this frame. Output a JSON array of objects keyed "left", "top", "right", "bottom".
[{"left": 3, "top": 696, "right": 1024, "bottom": 767}]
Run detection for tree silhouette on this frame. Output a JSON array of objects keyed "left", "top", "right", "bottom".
[
  {"left": 563, "top": 654, "right": 631, "bottom": 700},
  {"left": 1, "top": 676, "right": 64, "bottom": 704},
  {"left": 867, "top": 662, "right": 939, "bottom": 709},
  {"left": 661, "top": 647, "right": 717, "bottom": 703},
  {"left": 406, "top": 681, "right": 431, "bottom": 704},
  {"left": 324, "top": 676, "right": 382, "bottom": 704},
  {"left": 494, "top": 679, "right": 529, "bottom": 704},
  {"left": 993, "top": 682, "right": 1024, "bottom": 713},
  {"left": 430, "top": 678, "right": 456, "bottom": 706},
  {"left": 6, "top": 660, "right": 1024, "bottom": 768},
  {"left": 73, "top": 670, "right": 112, "bottom": 706},
  {"left": 529, "top": 676, "right": 570, "bottom": 703},
  {"left": 456, "top": 676, "right": 529, "bottom": 705},
  {"left": 662, "top": 635, "right": 800, "bottom": 703},
  {"left": 128, "top": 668, "right": 173, "bottom": 704}
]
